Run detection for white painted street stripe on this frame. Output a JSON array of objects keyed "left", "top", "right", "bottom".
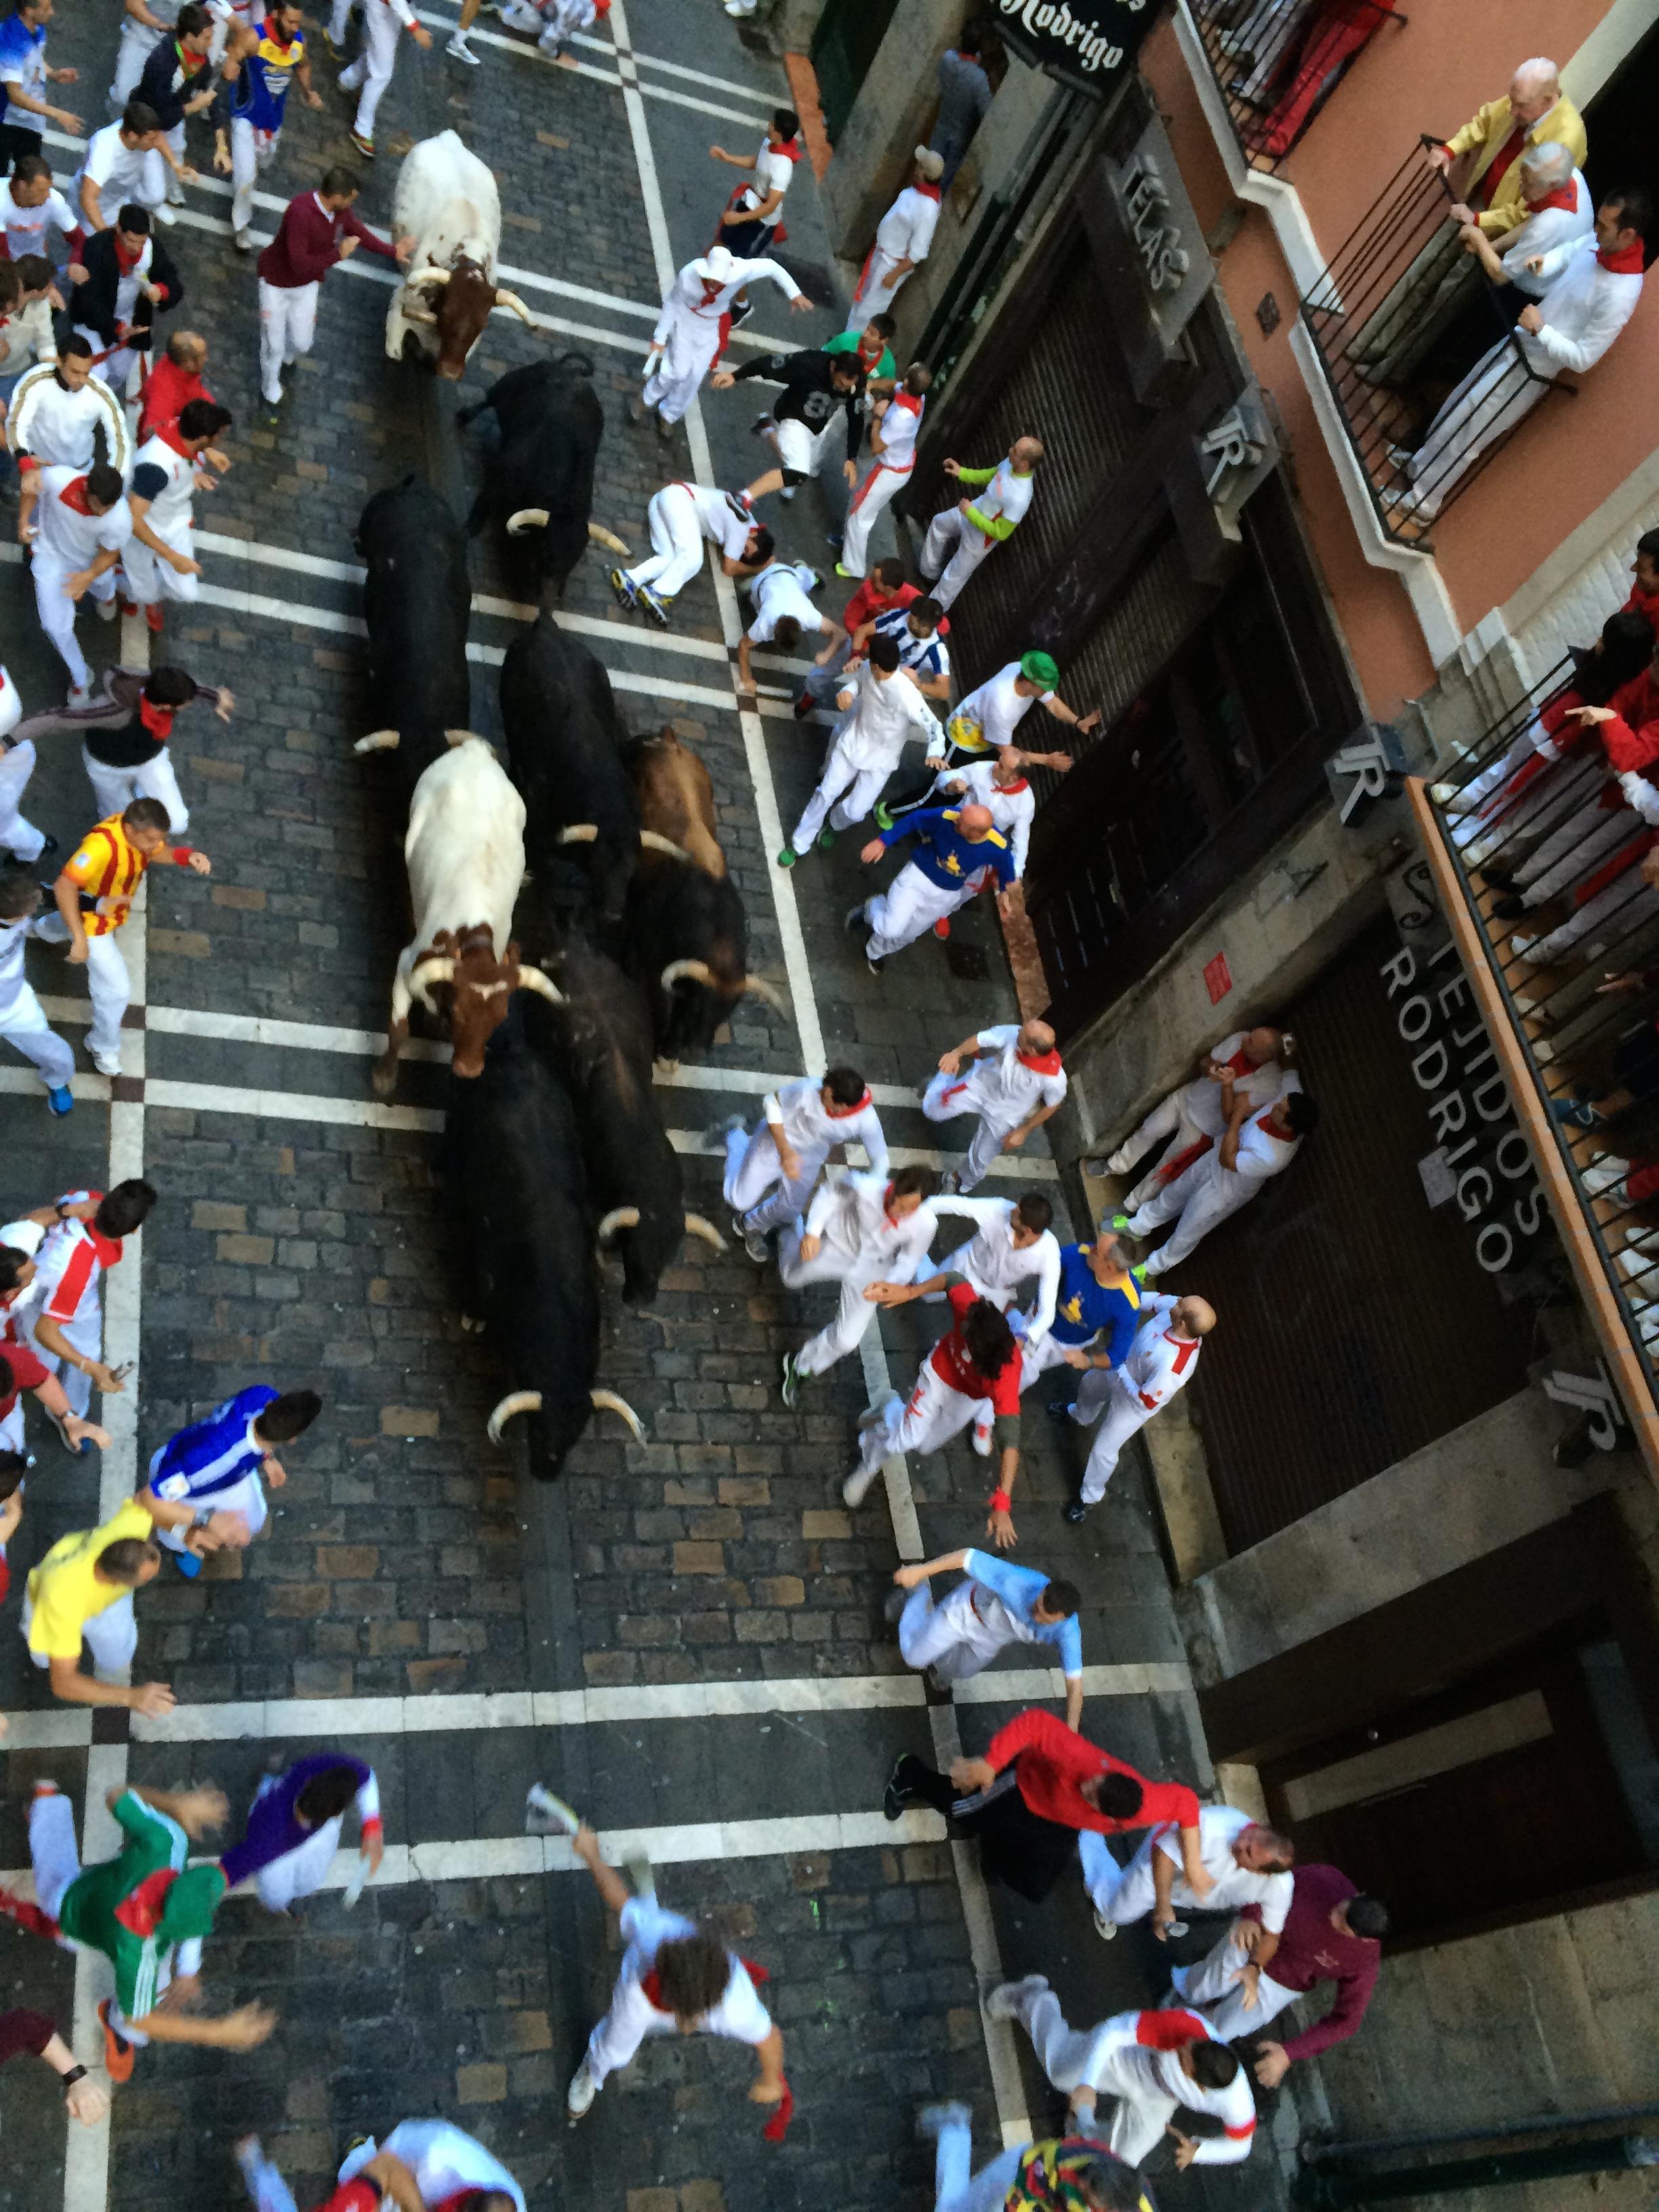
[{"left": 413, "top": 9, "right": 777, "bottom": 129}]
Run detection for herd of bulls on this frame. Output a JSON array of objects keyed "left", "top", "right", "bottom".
[{"left": 349, "top": 357, "right": 788, "bottom": 1478}]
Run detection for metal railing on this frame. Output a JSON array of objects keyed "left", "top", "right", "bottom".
[
  {"left": 1187, "top": 0, "right": 1404, "bottom": 169},
  {"left": 1299, "top": 138, "right": 1565, "bottom": 548},
  {"left": 1423, "top": 655, "right": 1659, "bottom": 1399}
]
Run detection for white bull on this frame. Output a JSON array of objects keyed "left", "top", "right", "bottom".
[
  {"left": 386, "top": 129, "right": 535, "bottom": 377},
  {"left": 375, "top": 733, "right": 561, "bottom": 1094}
]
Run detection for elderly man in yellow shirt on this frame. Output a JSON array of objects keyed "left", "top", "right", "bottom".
[{"left": 22, "top": 1491, "right": 243, "bottom": 1718}]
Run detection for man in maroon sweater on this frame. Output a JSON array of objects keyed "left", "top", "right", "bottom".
[
  {"left": 0, "top": 2006, "right": 109, "bottom": 2123},
  {"left": 1172, "top": 1860, "right": 1387, "bottom": 2085},
  {"left": 255, "top": 163, "right": 409, "bottom": 413}
]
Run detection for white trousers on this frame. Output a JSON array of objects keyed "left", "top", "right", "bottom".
[
  {"left": 791, "top": 735, "right": 890, "bottom": 853},
  {"left": 1069, "top": 1368, "right": 1152, "bottom": 1504},
  {"left": 1403, "top": 338, "right": 1550, "bottom": 520},
  {"left": 230, "top": 117, "right": 279, "bottom": 234},
  {"left": 64, "top": 929, "right": 131, "bottom": 1071},
  {"left": 838, "top": 458, "right": 911, "bottom": 579},
  {"left": 844, "top": 248, "right": 909, "bottom": 331},
  {"left": 26, "top": 1298, "right": 102, "bottom": 1420},
  {"left": 898, "top": 1579, "right": 1008, "bottom": 1684},
  {"left": 1128, "top": 1155, "right": 1256, "bottom": 1273},
  {"left": 932, "top": 2114, "right": 1023, "bottom": 2212},
  {"left": 777, "top": 1227, "right": 880, "bottom": 1376},
  {"left": 33, "top": 551, "right": 117, "bottom": 693},
  {"left": 855, "top": 1360, "right": 975, "bottom": 1479},
  {"left": 862, "top": 865, "right": 962, "bottom": 962},
  {"left": 328, "top": 0, "right": 357, "bottom": 41},
  {"left": 122, "top": 516, "right": 200, "bottom": 607},
  {"left": 83, "top": 743, "right": 190, "bottom": 835},
  {"left": 920, "top": 1068, "right": 1018, "bottom": 1192},
  {"left": 258, "top": 279, "right": 319, "bottom": 405},
  {"left": 1512, "top": 784, "right": 1626, "bottom": 900},
  {"left": 110, "top": 17, "right": 164, "bottom": 106},
  {"left": 624, "top": 486, "right": 706, "bottom": 600},
  {"left": 1078, "top": 1826, "right": 1158, "bottom": 1926},
  {"left": 723, "top": 1122, "right": 823, "bottom": 1237},
  {"left": 0, "top": 737, "right": 45, "bottom": 861},
  {"left": 1113, "top": 1090, "right": 1209, "bottom": 1210},
  {"left": 919, "top": 506, "right": 994, "bottom": 611},
  {"left": 28, "top": 1783, "right": 85, "bottom": 1919},
  {"left": 0, "top": 980, "right": 75, "bottom": 1089},
  {"left": 253, "top": 1803, "right": 342, "bottom": 1910},
  {"left": 22, "top": 1583, "right": 136, "bottom": 1676},
  {"left": 998, "top": 1986, "right": 1179, "bottom": 2169},
  {"left": 338, "top": 0, "right": 402, "bottom": 141},
  {"left": 1522, "top": 878, "right": 1659, "bottom": 966},
  {"left": 642, "top": 318, "right": 722, "bottom": 428},
  {"left": 1175, "top": 1926, "right": 1300, "bottom": 2041}
]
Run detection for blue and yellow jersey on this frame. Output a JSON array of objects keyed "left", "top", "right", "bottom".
[{"left": 1049, "top": 1242, "right": 1141, "bottom": 1360}]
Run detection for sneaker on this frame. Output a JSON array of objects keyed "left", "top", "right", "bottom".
[
  {"left": 985, "top": 1973, "right": 1049, "bottom": 2019},
  {"left": 817, "top": 828, "right": 836, "bottom": 849},
  {"left": 607, "top": 567, "right": 636, "bottom": 609},
  {"left": 726, "top": 297, "right": 752, "bottom": 326},
  {"left": 779, "top": 1351, "right": 801, "bottom": 1408},
  {"left": 45, "top": 1406, "right": 90, "bottom": 1456},
  {"left": 917, "top": 2102, "right": 971, "bottom": 2142},
  {"left": 446, "top": 30, "right": 480, "bottom": 58},
  {"left": 1064, "top": 1499, "right": 1089, "bottom": 1524},
  {"left": 835, "top": 561, "right": 857, "bottom": 579},
  {"left": 234, "top": 228, "right": 253, "bottom": 253},
  {"left": 1509, "top": 935, "right": 1540, "bottom": 960},
  {"left": 566, "top": 2060, "right": 598, "bottom": 2120},
  {"left": 152, "top": 201, "right": 176, "bottom": 224},
  {"left": 628, "top": 394, "right": 653, "bottom": 424},
  {"left": 775, "top": 846, "right": 798, "bottom": 867},
  {"left": 1091, "top": 1909, "right": 1118, "bottom": 1941},
  {"left": 144, "top": 603, "right": 164, "bottom": 634},
  {"left": 99, "top": 1999, "right": 135, "bottom": 2084},
  {"left": 971, "top": 1420, "right": 992, "bottom": 1458},
  {"left": 882, "top": 1584, "right": 909, "bottom": 1625},
  {"left": 92, "top": 1049, "right": 122, "bottom": 1078},
  {"left": 45, "top": 1085, "right": 72, "bottom": 1116},
  {"left": 866, "top": 949, "right": 883, "bottom": 975},
  {"left": 883, "top": 1750, "right": 914, "bottom": 1822},
  {"left": 933, "top": 917, "right": 951, "bottom": 940},
  {"left": 742, "top": 1227, "right": 769, "bottom": 1264},
  {"left": 792, "top": 695, "right": 813, "bottom": 720},
  {"left": 636, "top": 586, "right": 671, "bottom": 628},
  {"left": 938, "top": 1169, "right": 960, "bottom": 1196},
  {"left": 1046, "top": 1398, "right": 1077, "bottom": 1423},
  {"left": 655, "top": 412, "right": 674, "bottom": 442},
  {"left": 874, "top": 801, "right": 895, "bottom": 830},
  {"left": 1109, "top": 1212, "right": 1133, "bottom": 1233},
  {"left": 94, "top": 597, "right": 118, "bottom": 623},
  {"left": 349, "top": 129, "right": 374, "bottom": 157},
  {"left": 842, "top": 1462, "right": 879, "bottom": 1509},
  {"left": 67, "top": 683, "right": 92, "bottom": 708},
  {"left": 173, "top": 1546, "right": 202, "bottom": 1579},
  {"left": 525, "top": 1782, "right": 583, "bottom": 1838},
  {"left": 750, "top": 412, "right": 773, "bottom": 438},
  {"left": 1552, "top": 1097, "right": 1604, "bottom": 1132},
  {"left": 1103, "top": 1145, "right": 1133, "bottom": 1174},
  {"left": 778, "top": 485, "right": 796, "bottom": 502}
]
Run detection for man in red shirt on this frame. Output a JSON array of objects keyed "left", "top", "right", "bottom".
[
  {"left": 884, "top": 1704, "right": 1208, "bottom": 1903},
  {"left": 1622, "top": 529, "right": 1659, "bottom": 641},
  {"left": 844, "top": 1282, "right": 1025, "bottom": 1542},
  {"left": 795, "top": 556, "right": 927, "bottom": 718},
  {"left": 1173, "top": 1861, "right": 1387, "bottom": 2085},
  {"left": 255, "top": 165, "right": 410, "bottom": 415},
  {"left": 136, "top": 326, "right": 216, "bottom": 443}
]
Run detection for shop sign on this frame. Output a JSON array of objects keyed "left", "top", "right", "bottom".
[
  {"left": 1197, "top": 392, "right": 1277, "bottom": 541},
  {"left": 1328, "top": 723, "right": 1408, "bottom": 824},
  {"left": 993, "top": 0, "right": 1164, "bottom": 95},
  {"left": 1105, "top": 115, "right": 1213, "bottom": 349}
]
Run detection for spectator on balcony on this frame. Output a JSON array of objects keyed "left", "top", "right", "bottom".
[
  {"left": 1622, "top": 530, "right": 1659, "bottom": 642},
  {"left": 1488, "top": 142, "right": 1594, "bottom": 294},
  {"left": 928, "top": 20, "right": 1003, "bottom": 192},
  {"left": 1237, "top": 0, "right": 1402, "bottom": 164},
  {"left": 1395, "top": 188, "right": 1650, "bottom": 524}
]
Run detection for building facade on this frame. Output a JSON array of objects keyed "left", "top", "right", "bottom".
[{"left": 783, "top": 0, "right": 1659, "bottom": 2193}]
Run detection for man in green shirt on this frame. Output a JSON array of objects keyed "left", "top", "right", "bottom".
[
  {"left": 29, "top": 1779, "right": 275, "bottom": 2078},
  {"left": 824, "top": 313, "right": 898, "bottom": 398},
  {"left": 920, "top": 434, "right": 1045, "bottom": 610}
]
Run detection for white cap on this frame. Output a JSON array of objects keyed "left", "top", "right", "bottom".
[
  {"left": 697, "top": 245, "right": 737, "bottom": 285},
  {"left": 914, "top": 146, "right": 945, "bottom": 182}
]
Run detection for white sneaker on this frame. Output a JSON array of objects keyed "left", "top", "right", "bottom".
[
  {"left": 842, "top": 1464, "right": 879, "bottom": 1509},
  {"left": 971, "top": 1421, "right": 992, "bottom": 1458},
  {"left": 67, "top": 683, "right": 92, "bottom": 708},
  {"left": 525, "top": 1783, "right": 582, "bottom": 1838},
  {"left": 1092, "top": 1908, "right": 1118, "bottom": 1941},
  {"left": 152, "top": 202, "right": 177, "bottom": 224},
  {"left": 92, "top": 1050, "right": 122, "bottom": 1078},
  {"left": 95, "top": 596, "right": 119, "bottom": 621},
  {"left": 778, "top": 485, "right": 796, "bottom": 501},
  {"left": 985, "top": 1973, "right": 1048, "bottom": 2020},
  {"left": 566, "top": 2060, "right": 597, "bottom": 2120},
  {"left": 725, "top": 1, "right": 758, "bottom": 16},
  {"left": 234, "top": 228, "right": 253, "bottom": 252},
  {"left": 446, "top": 30, "right": 480, "bottom": 59},
  {"left": 1103, "top": 1145, "right": 1132, "bottom": 1174}
]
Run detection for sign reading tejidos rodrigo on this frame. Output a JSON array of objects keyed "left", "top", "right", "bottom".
[{"left": 994, "top": 0, "right": 1165, "bottom": 94}]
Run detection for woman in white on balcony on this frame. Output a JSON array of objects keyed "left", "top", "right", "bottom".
[{"left": 1397, "top": 190, "right": 1650, "bottom": 522}]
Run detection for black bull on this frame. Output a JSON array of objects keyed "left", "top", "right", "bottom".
[{"left": 458, "top": 354, "right": 627, "bottom": 602}]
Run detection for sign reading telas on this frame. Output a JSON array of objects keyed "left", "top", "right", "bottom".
[{"left": 994, "top": 0, "right": 1160, "bottom": 94}]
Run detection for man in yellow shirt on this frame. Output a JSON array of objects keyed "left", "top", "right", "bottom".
[{"left": 22, "top": 1490, "right": 241, "bottom": 1717}]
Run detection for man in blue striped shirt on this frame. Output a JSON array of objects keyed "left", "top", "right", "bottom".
[
  {"left": 138, "top": 1385, "right": 320, "bottom": 1577},
  {"left": 888, "top": 1547, "right": 1085, "bottom": 1729}
]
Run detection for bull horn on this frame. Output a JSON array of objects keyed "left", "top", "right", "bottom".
[
  {"left": 514, "top": 966, "right": 565, "bottom": 1004},
  {"left": 587, "top": 520, "right": 631, "bottom": 555},
  {"left": 683, "top": 1213, "right": 726, "bottom": 1251},
  {"left": 487, "top": 1388, "right": 541, "bottom": 1442},
  {"left": 493, "top": 288, "right": 537, "bottom": 326},
  {"left": 556, "top": 824, "right": 599, "bottom": 844},
  {"left": 639, "top": 830, "right": 690, "bottom": 861},
  {"left": 409, "top": 956, "right": 456, "bottom": 1006},
  {"left": 596, "top": 1206, "right": 641, "bottom": 1242},
  {"left": 590, "top": 1389, "right": 645, "bottom": 1444},
  {"left": 742, "top": 975, "right": 790, "bottom": 1015},
  {"left": 418, "top": 266, "right": 453, "bottom": 289},
  {"left": 661, "top": 959, "right": 716, "bottom": 991},
  {"left": 354, "top": 729, "right": 401, "bottom": 753},
  {"left": 506, "top": 508, "right": 550, "bottom": 535},
  {"left": 402, "top": 305, "right": 438, "bottom": 326}
]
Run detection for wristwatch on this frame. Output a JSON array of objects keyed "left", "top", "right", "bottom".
[
  {"left": 60, "top": 2065, "right": 87, "bottom": 2091},
  {"left": 191, "top": 1506, "right": 213, "bottom": 1531}
]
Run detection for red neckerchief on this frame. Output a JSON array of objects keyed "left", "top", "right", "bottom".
[
  {"left": 173, "top": 35, "right": 207, "bottom": 75},
  {"left": 1599, "top": 238, "right": 1645, "bottom": 273},
  {"left": 889, "top": 388, "right": 924, "bottom": 417},
  {"left": 158, "top": 422, "right": 197, "bottom": 459},
  {"left": 915, "top": 180, "right": 942, "bottom": 202},
  {"left": 113, "top": 230, "right": 146, "bottom": 276},
  {"left": 1016, "top": 1048, "right": 1063, "bottom": 1075},
  {"left": 112, "top": 1867, "right": 178, "bottom": 1938},
  {"left": 994, "top": 773, "right": 1029, "bottom": 795},
  {"left": 825, "top": 1090, "right": 872, "bottom": 1118},
  {"left": 1258, "top": 1111, "right": 1294, "bottom": 1141},
  {"left": 138, "top": 694, "right": 176, "bottom": 741},
  {"left": 641, "top": 1952, "right": 767, "bottom": 2011},
  {"left": 698, "top": 277, "right": 724, "bottom": 307},
  {"left": 60, "top": 476, "right": 96, "bottom": 516},
  {"left": 1528, "top": 184, "right": 1578, "bottom": 215},
  {"left": 771, "top": 136, "right": 802, "bottom": 164}
]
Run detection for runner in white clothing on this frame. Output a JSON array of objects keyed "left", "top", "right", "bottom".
[
  {"left": 0, "top": 872, "right": 75, "bottom": 1111},
  {"left": 1, "top": 155, "right": 83, "bottom": 262},
  {"left": 335, "top": 0, "right": 430, "bottom": 159},
  {"left": 889, "top": 1547, "right": 1084, "bottom": 1723},
  {"left": 922, "top": 1019, "right": 1068, "bottom": 1194},
  {"left": 1082, "top": 1803, "right": 1294, "bottom": 1943},
  {"left": 779, "top": 632, "right": 943, "bottom": 865},
  {"left": 987, "top": 1980, "right": 1258, "bottom": 2171},
  {"left": 844, "top": 148, "right": 945, "bottom": 328},
  {"left": 720, "top": 1065, "right": 888, "bottom": 1261},
  {"left": 838, "top": 362, "right": 931, "bottom": 580},
  {"left": 735, "top": 557, "right": 834, "bottom": 693},
  {"left": 0, "top": 665, "right": 49, "bottom": 864},
  {"left": 19, "top": 460, "right": 133, "bottom": 703},
  {"left": 1107, "top": 1027, "right": 1289, "bottom": 1211},
  {"left": 1058, "top": 1294, "right": 1214, "bottom": 1518},
  {"left": 7, "top": 345, "right": 131, "bottom": 475},
  {"left": 920, "top": 435, "right": 1042, "bottom": 610},
  {"left": 120, "top": 396, "right": 231, "bottom": 626},
  {"left": 633, "top": 243, "right": 809, "bottom": 436},
  {"left": 612, "top": 478, "right": 773, "bottom": 628},
  {"left": 933, "top": 749, "right": 1037, "bottom": 877},
  {"left": 1120, "top": 1084, "right": 1317, "bottom": 1273},
  {"left": 22, "top": 1181, "right": 155, "bottom": 1429},
  {"left": 109, "top": 0, "right": 185, "bottom": 109}
]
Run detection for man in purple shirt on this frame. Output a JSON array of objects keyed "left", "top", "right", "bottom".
[
  {"left": 1171, "top": 1861, "right": 1386, "bottom": 2084},
  {"left": 220, "top": 1752, "right": 383, "bottom": 1912}
]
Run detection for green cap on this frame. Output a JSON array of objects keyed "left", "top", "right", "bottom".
[
  {"left": 157, "top": 1864, "right": 227, "bottom": 1944},
  {"left": 1020, "top": 650, "right": 1059, "bottom": 689}
]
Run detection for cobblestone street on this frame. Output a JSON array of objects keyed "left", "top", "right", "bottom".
[{"left": 0, "top": 5, "right": 1269, "bottom": 2209}]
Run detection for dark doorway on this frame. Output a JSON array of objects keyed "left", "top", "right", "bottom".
[
  {"left": 810, "top": 0, "right": 902, "bottom": 143},
  {"left": 1584, "top": 18, "right": 1659, "bottom": 266}
]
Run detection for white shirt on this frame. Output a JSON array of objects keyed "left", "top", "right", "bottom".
[
  {"left": 1103, "top": 2015, "right": 1256, "bottom": 2165},
  {"left": 802, "top": 1170, "right": 948, "bottom": 1284},
  {"left": 612, "top": 1898, "right": 772, "bottom": 2045},
  {"left": 745, "top": 559, "right": 821, "bottom": 644},
  {"left": 834, "top": 659, "right": 941, "bottom": 771},
  {"left": 2, "top": 184, "right": 77, "bottom": 261},
  {"left": 0, "top": 909, "right": 50, "bottom": 1021},
  {"left": 8, "top": 362, "right": 129, "bottom": 472},
  {"left": 0, "top": 662, "right": 18, "bottom": 739},
  {"left": 955, "top": 662, "right": 1052, "bottom": 752},
  {"left": 955, "top": 1024, "right": 1068, "bottom": 1128},
  {"left": 947, "top": 1196, "right": 1061, "bottom": 1342},
  {"left": 654, "top": 253, "right": 800, "bottom": 341},
  {"left": 33, "top": 464, "right": 133, "bottom": 567},
  {"left": 1117, "top": 1294, "right": 1201, "bottom": 1414},
  {"left": 339, "top": 2123, "right": 524, "bottom": 2212},
  {"left": 673, "top": 480, "right": 753, "bottom": 564},
  {"left": 76, "top": 124, "right": 161, "bottom": 211},
  {"left": 966, "top": 457, "right": 1036, "bottom": 531},
  {"left": 1176, "top": 1031, "right": 1284, "bottom": 1138},
  {"left": 735, "top": 138, "right": 795, "bottom": 225},
  {"left": 1498, "top": 171, "right": 1594, "bottom": 294},
  {"left": 945, "top": 760, "right": 1033, "bottom": 876},
  {"left": 129, "top": 430, "right": 197, "bottom": 539},
  {"left": 764, "top": 1074, "right": 888, "bottom": 1181},
  {"left": 873, "top": 388, "right": 924, "bottom": 470},
  {"left": 1519, "top": 230, "right": 1645, "bottom": 377},
  {"left": 1225, "top": 1101, "right": 1300, "bottom": 1189},
  {"left": 1153, "top": 1805, "right": 1294, "bottom": 1928},
  {"left": 874, "top": 182, "right": 941, "bottom": 268}
]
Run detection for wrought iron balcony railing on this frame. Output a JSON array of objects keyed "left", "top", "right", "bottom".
[
  {"left": 1299, "top": 140, "right": 1565, "bottom": 550},
  {"left": 1186, "top": 0, "right": 1404, "bottom": 170},
  {"left": 1414, "top": 654, "right": 1659, "bottom": 1454}
]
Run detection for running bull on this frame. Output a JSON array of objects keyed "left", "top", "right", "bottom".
[
  {"left": 459, "top": 352, "right": 630, "bottom": 600},
  {"left": 350, "top": 477, "right": 472, "bottom": 800},
  {"left": 499, "top": 614, "right": 641, "bottom": 928},
  {"left": 386, "top": 130, "right": 536, "bottom": 378}
]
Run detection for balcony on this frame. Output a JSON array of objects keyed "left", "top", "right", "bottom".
[
  {"left": 1185, "top": 0, "right": 1404, "bottom": 170},
  {"left": 1412, "top": 657, "right": 1659, "bottom": 1472},
  {"left": 1298, "top": 142, "right": 1568, "bottom": 550}
]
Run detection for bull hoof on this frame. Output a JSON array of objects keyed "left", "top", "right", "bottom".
[{"left": 371, "top": 1061, "right": 398, "bottom": 1098}]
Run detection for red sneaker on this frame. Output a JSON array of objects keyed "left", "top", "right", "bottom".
[
  {"left": 144, "top": 604, "right": 165, "bottom": 634},
  {"left": 933, "top": 918, "right": 951, "bottom": 940},
  {"left": 99, "top": 1999, "right": 136, "bottom": 2083},
  {"left": 117, "top": 598, "right": 137, "bottom": 619}
]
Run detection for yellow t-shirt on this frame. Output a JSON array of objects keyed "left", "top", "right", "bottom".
[{"left": 26, "top": 1498, "right": 155, "bottom": 1659}]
